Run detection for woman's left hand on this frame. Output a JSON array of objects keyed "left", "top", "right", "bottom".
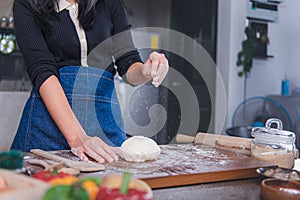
[{"left": 142, "top": 52, "right": 169, "bottom": 87}]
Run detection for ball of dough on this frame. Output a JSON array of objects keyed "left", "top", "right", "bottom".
[{"left": 119, "top": 136, "right": 161, "bottom": 162}]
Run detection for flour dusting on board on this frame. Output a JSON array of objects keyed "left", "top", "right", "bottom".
[
  {"left": 47, "top": 144, "right": 235, "bottom": 178},
  {"left": 27, "top": 144, "right": 275, "bottom": 188},
  {"left": 101, "top": 144, "right": 235, "bottom": 178}
]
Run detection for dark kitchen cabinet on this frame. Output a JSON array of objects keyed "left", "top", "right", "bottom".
[{"left": 122, "top": 0, "right": 218, "bottom": 144}]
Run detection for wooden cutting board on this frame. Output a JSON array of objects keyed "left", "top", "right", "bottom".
[{"left": 79, "top": 144, "right": 276, "bottom": 189}]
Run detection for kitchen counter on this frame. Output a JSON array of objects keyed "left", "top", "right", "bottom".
[
  {"left": 21, "top": 146, "right": 279, "bottom": 200},
  {"left": 25, "top": 161, "right": 264, "bottom": 200},
  {"left": 24, "top": 153, "right": 265, "bottom": 200},
  {"left": 153, "top": 159, "right": 299, "bottom": 200},
  {"left": 19, "top": 146, "right": 300, "bottom": 200},
  {"left": 18, "top": 150, "right": 299, "bottom": 200},
  {"left": 153, "top": 159, "right": 300, "bottom": 200},
  {"left": 153, "top": 178, "right": 262, "bottom": 200}
]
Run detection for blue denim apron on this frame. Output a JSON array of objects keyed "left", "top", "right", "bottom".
[{"left": 11, "top": 66, "right": 126, "bottom": 152}]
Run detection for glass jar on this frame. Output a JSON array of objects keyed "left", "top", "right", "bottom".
[
  {"left": 251, "top": 118, "right": 296, "bottom": 169},
  {"left": 0, "top": 16, "right": 8, "bottom": 27}
]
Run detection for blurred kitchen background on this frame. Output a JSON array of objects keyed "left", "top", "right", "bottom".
[{"left": 1, "top": 0, "right": 300, "bottom": 149}]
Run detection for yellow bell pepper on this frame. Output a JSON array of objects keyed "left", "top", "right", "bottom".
[{"left": 50, "top": 176, "right": 78, "bottom": 186}]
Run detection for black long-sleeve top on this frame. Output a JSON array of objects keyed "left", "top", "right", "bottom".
[{"left": 13, "top": 0, "right": 142, "bottom": 90}]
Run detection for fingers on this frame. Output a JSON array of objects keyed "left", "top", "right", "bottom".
[
  {"left": 142, "top": 59, "right": 152, "bottom": 79},
  {"left": 148, "top": 52, "right": 169, "bottom": 87},
  {"left": 71, "top": 137, "right": 119, "bottom": 164},
  {"left": 71, "top": 147, "right": 89, "bottom": 162},
  {"left": 91, "top": 137, "right": 118, "bottom": 163},
  {"left": 110, "top": 146, "right": 119, "bottom": 154},
  {"left": 150, "top": 53, "right": 159, "bottom": 78},
  {"left": 155, "top": 63, "right": 169, "bottom": 86},
  {"left": 86, "top": 148, "right": 106, "bottom": 163}
]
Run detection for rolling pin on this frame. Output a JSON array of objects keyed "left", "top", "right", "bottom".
[
  {"left": 176, "top": 133, "right": 252, "bottom": 156},
  {"left": 176, "top": 133, "right": 300, "bottom": 158}
]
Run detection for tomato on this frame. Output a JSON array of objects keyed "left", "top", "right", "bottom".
[
  {"left": 96, "top": 186, "right": 152, "bottom": 200},
  {"left": 32, "top": 170, "right": 72, "bottom": 182}
]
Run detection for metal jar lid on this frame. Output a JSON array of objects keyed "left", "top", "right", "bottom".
[{"left": 251, "top": 118, "right": 295, "bottom": 144}]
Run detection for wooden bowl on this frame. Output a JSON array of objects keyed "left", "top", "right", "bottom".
[
  {"left": 101, "top": 174, "right": 153, "bottom": 198},
  {"left": 261, "top": 178, "right": 300, "bottom": 200}
]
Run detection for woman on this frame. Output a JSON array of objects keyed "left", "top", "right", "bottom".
[{"left": 11, "top": 0, "right": 169, "bottom": 163}]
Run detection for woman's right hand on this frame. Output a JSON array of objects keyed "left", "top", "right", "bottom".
[
  {"left": 70, "top": 134, "right": 119, "bottom": 163},
  {"left": 39, "top": 75, "right": 119, "bottom": 164}
]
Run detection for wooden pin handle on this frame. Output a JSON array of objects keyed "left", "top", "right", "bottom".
[
  {"left": 176, "top": 134, "right": 195, "bottom": 143},
  {"left": 176, "top": 133, "right": 252, "bottom": 156},
  {"left": 194, "top": 133, "right": 252, "bottom": 156}
]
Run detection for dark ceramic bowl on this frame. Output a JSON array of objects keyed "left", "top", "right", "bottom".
[{"left": 261, "top": 178, "right": 300, "bottom": 200}]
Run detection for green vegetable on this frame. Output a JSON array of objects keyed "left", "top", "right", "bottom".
[
  {"left": 0, "top": 150, "right": 24, "bottom": 170},
  {"left": 80, "top": 177, "right": 101, "bottom": 186},
  {"left": 69, "top": 185, "right": 90, "bottom": 200},
  {"left": 43, "top": 185, "right": 89, "bottom": 200},
  {"left": 43, "top": 185, "right": 72, "bottom": 200},
  {"left": 120, "top": 172, "right": 131, "bottom": 194}
]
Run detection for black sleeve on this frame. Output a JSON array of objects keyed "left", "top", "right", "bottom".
[
  {"left": 13, "top": 0, "right": 59, "bottom": 90},
  {"left": 107, "top": 0, "right": 143, "bottom": 77}
]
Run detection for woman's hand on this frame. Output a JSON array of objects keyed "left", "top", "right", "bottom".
[
  {"left": 142, "top": 52, "right": 169, "bottom": 87},
  {"left": 69, "top": 118, "right": 119, "bottom": 163},
  {"left": 40, "top": 75, "right": 119, "bottom": 164},
  {"left": 126, "top": 52, "right": 169, "bottom": 86},
  {"left": 70, "top": 135, "right": 119, "bottom": 163}
]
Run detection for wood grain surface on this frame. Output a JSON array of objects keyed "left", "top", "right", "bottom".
[
  {"left": 82, "top": 144, "right": 276, "bottom": 189},
  {"left": 24, "top": 144, "right": 276, "bottom": 189}
]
